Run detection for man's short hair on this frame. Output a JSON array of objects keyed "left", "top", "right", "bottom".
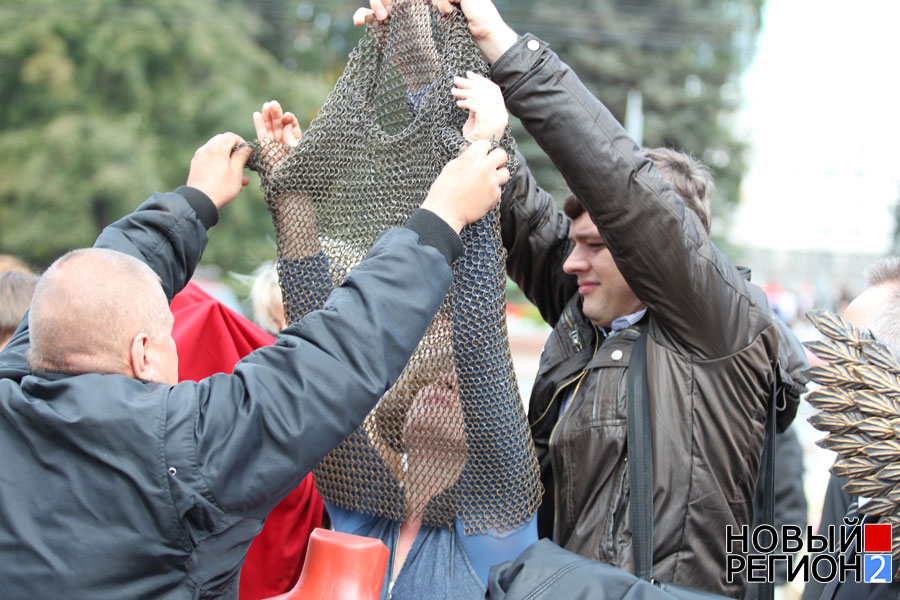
[
  {"left": 863, "top": 256, "right": 900, "bottom": 347},
  {"left": 562, "top": 147, "right": 714, "bottom": 234},
  {"left": 0, "top": 270, "right": 40, "bottom": 346},
  {"left": 864, "top": 256, "right": 900, "bottom": 288},
  {"left": 27, "top": 248, "right": 168, "bottom": 374}
]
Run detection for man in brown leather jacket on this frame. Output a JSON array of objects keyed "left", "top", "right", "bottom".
[{"left": 430, "top": 1, "right": 783, "bottom": 596}]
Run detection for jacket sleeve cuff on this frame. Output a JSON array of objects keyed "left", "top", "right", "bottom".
[
  {"left": 405, "top": 209, "right": 464, "bottom": 266},
  {"left": 175, "top": 185, "right": 219, "bottom": 230},
  {"left": 489, "top": 34, "right": 549, "bottom": 96}
]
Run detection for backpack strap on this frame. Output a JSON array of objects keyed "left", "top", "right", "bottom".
[
  {"left": 626, "top": 329, "right": 777, "bottom": 600},
  {"left": 757, "top": 376, "right": 778, "bottom": 600},
  {"left": 626, "top": 330, "right": 653, "bottom": 581}
]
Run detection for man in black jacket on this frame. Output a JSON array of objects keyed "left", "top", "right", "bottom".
[
  {"left": 362, "top": 0, "right": 781, "bottom": 595},
  {"left": 0, "top": 132, "right": 509, "bottom": 599}
]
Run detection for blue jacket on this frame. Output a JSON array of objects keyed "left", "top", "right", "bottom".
[{"left": 0, "top": 187, "right": 462, "bottom": 599}]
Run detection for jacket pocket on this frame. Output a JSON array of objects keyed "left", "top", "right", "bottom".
[
  {"left": 604, "top": 459, "right": 630, "bottom": 562},
  {"left": 567, "top": 365, "right": 628, "bottom": 429},
  {"left": 592, "top": 366, "right": 628, "bottom": 424}
]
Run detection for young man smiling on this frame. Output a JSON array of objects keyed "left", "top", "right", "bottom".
[{"left": 445, "top": 1, "right": 780, "bottom": 596}]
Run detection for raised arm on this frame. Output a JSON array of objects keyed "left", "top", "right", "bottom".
[
  {"left": 452, "top": 62, "right": 574, "bottom": 324},
  {"left": 491, "top": 38, "right": 765, "bottom": 356},
  {"left": 182, "top": 141, "right": 511, "bottom": 515},
  {"left": 0, "top": 134, "right": 251, "bottom": 382},
  {"left": 248, "top": 100, "right": 324, "bottom": 266},
  {"left": 440, "top": 0, "right": 770, "bottom": 355},
  {"left": 498, "top": 152, "right": 576, "bottom": 325}
]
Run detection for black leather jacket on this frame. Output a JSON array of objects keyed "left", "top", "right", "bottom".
[{"left": 493, "top": 35, "right": 780, "bottom": 597}]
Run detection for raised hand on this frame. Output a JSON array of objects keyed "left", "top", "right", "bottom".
[
  {"left": 432, "top": 0, "right": 517, "bottom": 64},
  {"left": 452, "top": 71, "right": 507, "bottom": 143},
  {"left": 186, "top": 133, "right": 254, "bottom": 209},
  {"left": 421, "top": 140, "right": 509, "bottom": 232},
  {"left": 353, "top": 0, "right": 394, "bottom": 25},
  {"left": 253, "top": 100, "right": 301, "bottom": 148}
]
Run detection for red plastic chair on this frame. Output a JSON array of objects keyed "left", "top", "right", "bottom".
[{"left": 262, "top": 528, "right": 389, "bottom": 600}]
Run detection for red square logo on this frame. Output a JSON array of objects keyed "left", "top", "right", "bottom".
[{"left": 864, "top": 523, "right": 892, "bottom": 553}]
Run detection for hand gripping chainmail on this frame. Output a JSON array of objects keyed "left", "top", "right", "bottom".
[{"left": 245, "top": 0, "right": 541, "bottom": 535}]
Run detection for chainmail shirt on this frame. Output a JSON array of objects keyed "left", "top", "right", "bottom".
[{"left": 246, "top": 0, "right": 540, "bottom": 535}]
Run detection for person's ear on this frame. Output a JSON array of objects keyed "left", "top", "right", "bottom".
[{"left": 129, "top": 332, "right": 156, "bottom": 382}]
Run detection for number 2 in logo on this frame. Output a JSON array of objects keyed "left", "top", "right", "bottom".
[{"left": 863, "top": 554, "right": 892, "bottom": 583}]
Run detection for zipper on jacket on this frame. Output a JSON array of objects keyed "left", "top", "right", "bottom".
[
  {"left": 549, "top": 332, "right": 600, "bottom": 543},
  {"left": 564, "top": 304, "right": 583, "bottom": 352},
  {"left": 387, "top": 524, "right": 398, "bottom": 600},
  {"left": 530, "top": 307, "right": 592, "bottom": 429},
  {"left": 530, "top": 369, "right": 587, "bottom": 429}
]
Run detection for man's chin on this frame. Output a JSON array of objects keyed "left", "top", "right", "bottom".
[{"left": 580, "top": 299, "right": 605, "bottom": 326}]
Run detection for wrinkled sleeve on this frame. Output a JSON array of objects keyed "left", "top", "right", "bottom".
[
  {"left": 170, "top": 218, "right": 462, "bottom": 518},
  {"left": 491, "top": 36, "right": 771, "bottom": 358},
  {"left": 500, "top": 152, "right": 578, "bottom": 326},
  {"left": 93, "top": 186, "right": 215, "bottom": 302},
  {"left": 0, "top": 188, "right": 214, "bottom": 380}
]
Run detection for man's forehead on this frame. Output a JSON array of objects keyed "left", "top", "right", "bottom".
[{"left": 569, "top": 213, "right": 603, "bottom": 240}]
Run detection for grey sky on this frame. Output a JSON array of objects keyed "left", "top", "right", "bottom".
[{"left": 731, "top": 0, "right": 900, "bottom": 254}]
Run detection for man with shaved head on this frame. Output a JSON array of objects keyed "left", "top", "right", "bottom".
[
  {"left": 0, "top": 131, "right": 510, "bottom": 599},
  {"left": 801, "top": 256, "right": 900, "bottom": 600},
  {"left": 27, "top": 248, "right": 178, "bottom": 381}
]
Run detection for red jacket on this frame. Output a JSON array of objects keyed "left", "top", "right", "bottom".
[{"left": 170, "top": 282, "right": 324, "bottom": 599}]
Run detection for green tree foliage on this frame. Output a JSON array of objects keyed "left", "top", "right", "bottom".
[
  {"left": 241, "top": 0, "right": 764, "bottom": 241},
  {"left": 0, "top": 0, "right": 762, "bottom": 275},
  {"left": 239, "top": 0, "right": 366, "bottom": 82},
  {"left": 0, "top": 0, "right": 331, "bottom": 273}
]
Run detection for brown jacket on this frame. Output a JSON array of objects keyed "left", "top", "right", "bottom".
[{"left": 494, "top": 35, "right": 780, "bottom": 598}]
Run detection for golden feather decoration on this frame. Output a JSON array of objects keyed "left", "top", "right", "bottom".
[
  {"left": 854, "top": 389, "right": 900, "bottom": 417},
  {"left": 805, "top": 339, "right": 864, "bottom": 366},
  {"left": 831, "top": 455, "right": 879, "bottom": 480},
  {"left": 804, "top": 309, "right": 900, "bottom": 575},
  {"left": 856, "top": 416, "right": 900, "bottom": 440},
  {"left": 805, "top": 387, "right": 853, "bottom": 412}
]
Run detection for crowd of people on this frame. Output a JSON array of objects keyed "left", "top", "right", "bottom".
[{"left": 0, "top": 1, "right": 896, "bottom": 599}]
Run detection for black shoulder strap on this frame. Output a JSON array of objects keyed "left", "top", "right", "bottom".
[
  {"left": 626, "top": 329, "right": 777, "bottom": 600},
  {"left": 757, "top": 377, "right": 778, "bottom": 600},
  {"left": 626, "top": 330, "right": 653, "bottom": 581}
]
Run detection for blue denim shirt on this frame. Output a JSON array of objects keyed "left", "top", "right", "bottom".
[{"left": 325, "top": 501, "right": 537, "bottom": 600}]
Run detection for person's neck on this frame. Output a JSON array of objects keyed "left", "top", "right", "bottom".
[{"left": 393, "top": 516, "right": 423, "bottom": 581}]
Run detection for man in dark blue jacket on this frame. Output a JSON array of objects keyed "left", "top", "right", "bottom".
[{"left": 0, "top": 132, "right": 509, "bottom": 599}]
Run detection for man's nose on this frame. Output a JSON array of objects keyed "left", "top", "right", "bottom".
[{"left": 563, "top": 248, "right": 586, "bottom": 274}]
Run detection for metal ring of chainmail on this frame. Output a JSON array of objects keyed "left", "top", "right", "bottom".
[{"left": 244, "top": 0, "right": 541, "bottom": 535}]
